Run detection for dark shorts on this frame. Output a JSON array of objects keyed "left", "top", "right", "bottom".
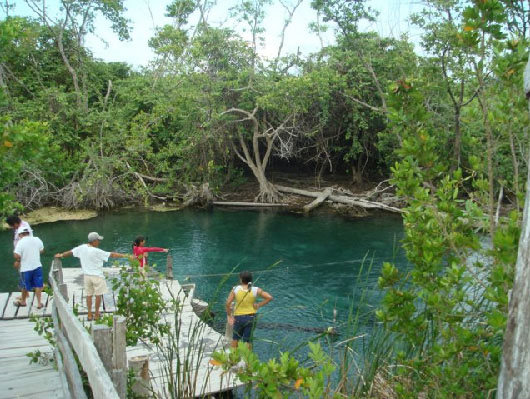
[
  {"left": 21, "top": 268, "right": 44, "bottom": 291},
  {"left": 233, "top": 314, "right": 256, "bottom": 342}
]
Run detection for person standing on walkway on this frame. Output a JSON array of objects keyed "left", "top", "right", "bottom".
[
  {"left": 55, "top": 232, "right": 129, "bottom": 321},
  {"left": 132, "top": 235, "right": 168, "bottom": 269},
  {"left": 5, "top": 215, "right": 33, "bottom": 248},
  {"left": 13, "top": 228, "right": 44, "bottom": 308},
  {"left": 6, "top": 215, "right": 34, "bottom": 301},
  {"left": 226, "top": 271, "right": 273, "bottom": 349}
]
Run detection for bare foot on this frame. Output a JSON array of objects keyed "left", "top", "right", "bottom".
[
  {"left": 87, "top": 313, "right": 93, "bottom": 321},
  {"left": 94, "top": 313, "right": 100, "bottom": 321}
]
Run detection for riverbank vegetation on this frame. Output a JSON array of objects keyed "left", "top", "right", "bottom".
[{"left": 3, "top": 0, "right": 530, "bottom": 397}]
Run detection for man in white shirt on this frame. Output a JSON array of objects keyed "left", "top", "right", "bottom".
[
  {"left": 6, "top": 215, "right": 33, "bottom": 299},
  {"left": 55, "top": 232, "right": 129, "bottom": 321},
  {"left": 13, "top": 228, "right": 44, "bottom": 308}
]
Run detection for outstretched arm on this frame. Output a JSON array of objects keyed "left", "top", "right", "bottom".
[
  {"left": 254, "top": 289, "right": 273, "bottom": 310},
  {"left": 55, "top": 250, "right": 73, "bottom": 258},
  {"left": 142, "top": 247, "right": 169, "bottom": 253},
  {"left": 110, "top": 252, "right": 130, "bottom": 259}
]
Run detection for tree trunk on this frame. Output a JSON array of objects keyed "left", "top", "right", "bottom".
[
  {"left": 508, "top": 127, "right": 520, "bottom": 210},
  {"left": 451, "top": 107, "right": 462, "bottom": 172},
  {"left": 254, "top": 169, "right": 279, "bottom": 203},
  {"left": 497, "top": 161, "right": 530, "bottom": 399},
  {"left": 496, "top": 48, "right": 530, "bottom": 399}
]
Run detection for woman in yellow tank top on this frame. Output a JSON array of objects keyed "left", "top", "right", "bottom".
[{"left": 226, "top": 271, "right": 273, "bottom": 349}]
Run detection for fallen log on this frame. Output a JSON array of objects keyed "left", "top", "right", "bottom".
[
  {"left": 275, "top": 185, "right": 403, "bottom": 214},
  {"left": 303, "top": 187, "right": 332, "bottom": 213}
]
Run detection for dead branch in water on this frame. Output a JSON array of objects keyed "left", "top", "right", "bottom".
[{"left": 275, "top": 185, "right": 403, "bottom": 213}]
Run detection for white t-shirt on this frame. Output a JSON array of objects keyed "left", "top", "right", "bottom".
[
  {"left": 14, "top": 236, "right": 43, "bottom": 272},
  {"left": 13, "top": 221, "right": 33, "bottom": 248},
  {"left": 72, "top": 244, "right": 111, "bottom": 277}
]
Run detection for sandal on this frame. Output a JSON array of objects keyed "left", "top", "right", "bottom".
[
  {"left": 36, "top": 304, "right": 44, "bottom": 310},
  {"left": 87, "top": 315, "right": 93, "bottom": 321},
  {"left": 13, "top": 300, "right": 26, "bottom": 307}
]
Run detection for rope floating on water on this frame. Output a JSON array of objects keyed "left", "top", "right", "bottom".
[{"left": 174, "top": 256, "right": 389, "bottom": 279}]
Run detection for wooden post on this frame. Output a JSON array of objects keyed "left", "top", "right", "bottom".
[
  {"left": 92, "top": 325, "right": 113, "bottom": 374},
  {"left": 52, "top": 257, "right": 63, "bottom": 284},
  {"left": 53, "top": 257, "right": 64, "bottom": 283},
  {"left": 166, "top": 254, "right": 174, "bottom": 280},
  {"left": 129, "top": 356, "right": 150, "bottom": 397},
  {"left": 112, "top": 316, "right": 127, "bottom": 399}
]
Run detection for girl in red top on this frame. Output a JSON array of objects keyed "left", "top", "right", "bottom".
[{"left": 132, "top": 236, "right": 168, "bottom": 268}]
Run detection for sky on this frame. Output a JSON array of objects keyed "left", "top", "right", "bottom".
[{"left": 6, "top": 0, "right": 423, "bottom": 68}]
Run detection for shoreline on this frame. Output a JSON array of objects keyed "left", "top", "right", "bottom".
[{"left": 2, "top": 179, "right": 402, "bottom": 229}]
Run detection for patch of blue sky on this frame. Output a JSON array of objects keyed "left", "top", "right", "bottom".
[{"left": 5, "top": 0, "right": 424, "bottom": 68}]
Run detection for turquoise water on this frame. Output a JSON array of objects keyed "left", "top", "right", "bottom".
[{"left": 1, "top": 208, "right": 406, "bottom": 355}]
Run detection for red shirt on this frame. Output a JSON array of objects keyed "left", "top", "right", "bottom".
[{"left": 133, "top": 246, "right": 165, "bottom": 267}]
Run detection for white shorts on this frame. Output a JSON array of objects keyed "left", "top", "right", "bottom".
[{"left": 84, "top": 275, "right": 108, "bottom": 296}]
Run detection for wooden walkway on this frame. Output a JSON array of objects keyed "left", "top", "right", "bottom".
[
  {"left": 0, "top": 318, "right": 67, "bottom": 398},
  {"left": 59, "top": 268, "right": 241, "bottom": 397},
  {"left": 0, "top": 265, "right": 240, "bottom": 398}
]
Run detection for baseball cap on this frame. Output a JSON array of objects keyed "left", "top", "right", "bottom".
[
  {"left": 18, "top": 228, "right": 31, "bottom": 235},
  {"left": 88, "top": 232, "right": 104, "bottom": 242}
]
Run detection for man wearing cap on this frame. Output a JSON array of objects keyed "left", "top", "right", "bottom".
[
  {"left": 55, "top": 232, "right": 129, "bottom": 321},
  {"left": 6, "top": 215, "right": 34, "bottom": 300},
  {"left": 13, "top": 228, "right": 44, "bottom": 307}
]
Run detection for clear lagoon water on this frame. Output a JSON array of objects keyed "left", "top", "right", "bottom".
[{"left": 1, "top": 208, "right": 407, "bottom": 358}]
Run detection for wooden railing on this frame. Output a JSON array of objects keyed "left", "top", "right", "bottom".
[{"left": 49, "top": 259, "right": 125, "bottom": 399}]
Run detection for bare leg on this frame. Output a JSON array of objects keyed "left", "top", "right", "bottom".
[
  {"left": 87, "top": 295, "right": 93, "bottom": 319},
  {"left": 17, "top": 289, "right": 29, "bottom": 305},
  {"left": 94, "top": 295, "right": 102, "bottom": 320},
  {"left": 34, "top": 287, "right": 43, "bottom": 308},
  {"left": 231, "top": 340, "right": 238, "bottom": 349}
]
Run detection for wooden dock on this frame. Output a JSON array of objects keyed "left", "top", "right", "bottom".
[
  {"left": 0, "top": 318, "right": 68, "bottom": 398},
  {"left": 0, "top": 260, "right": 241, "bottom": 398}
]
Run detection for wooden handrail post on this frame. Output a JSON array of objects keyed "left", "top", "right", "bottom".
[
  {"left": 112, "top": 316, "right": 127, "bottom": 399},
  {"left": 52, "top": 257, "right": 64, "bottom": 284},
  {"left": 129, "top": 356, "right": 150, "bottom": 397},
  {"left": 166, "top": 254, "right": 173, "bottom": 280},
  {"left": 92, "top": 325, "right": 113, "bottom": 374}
]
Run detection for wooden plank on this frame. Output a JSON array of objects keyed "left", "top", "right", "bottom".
[
  {"left": 16, "top": 292, "right": 35, "bottom": 318},
  {"left": 0, "top": 292, "right": 9, "bottom": 318},
  {"left": 54, "top": 306, "right": 88, "bottom": 399},
  {"left": 102, "top": 292, "right": 116, "bottom": 313},
  {"left": 68, "top": 289, "right": 75, "bottom": 311},
  {"left": 49, "top": 274, "right": 120, "bottom": 399},
  {"left": 43, "top": 295, "right": 54, "bottom": 317},
  {"left": 112, "top": 316, "right": 127, "bottom": 399},
  {"left": 0, "top": 372, "right": 64, "bottom": 396},
  {"left": 54, "top": 345, "right": 73, "bottom": 399},
  {"left": 75, "top": 289, "right": 88, "bottom": 315},
  {"left": 3, "top": 292, "right": 20, "bottom": 319},
  {"left": 33, "top": 291, "right": 49, "bottom": 317}
]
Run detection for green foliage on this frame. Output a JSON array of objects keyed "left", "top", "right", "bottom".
[
  {"left": 212, "top": 342, "right": 336, "bottom": 399},
  {"left": 111, "top": 262, "right": 170, "bottom": 346},
  {"left": 375, "top": 0, "right": 526, "bottom": 390},
  {"left": 26, "top": 349, "right": 54, "bottom": 366},
  {"left": 0, "top": 118, "right": 52, "bottom": 215},
  {"left": 30, "top": 315, "right": 56, "bottom": 347}
]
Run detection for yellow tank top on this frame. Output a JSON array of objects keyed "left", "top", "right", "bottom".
[{"left": 233, "top": 285, "right": 258, "bottom": 316}]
